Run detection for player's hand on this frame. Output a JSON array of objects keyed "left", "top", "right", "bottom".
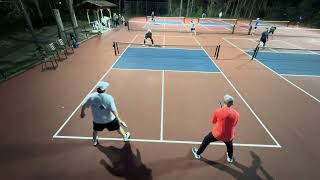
[
  {"left": 80, "top": 112, "right": 86, "bottom": 118},
  {"left": 120, "top": 121, "right": 128, "bottom": 128}
]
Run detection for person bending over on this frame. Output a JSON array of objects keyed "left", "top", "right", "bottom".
[
  {"left": 260, "top": 28, "right": 269, "bottom": 48},
  {"left": 144, "top": 29, "right": 154, "bottom": 46},
  {"left": 269, "top": 26, "right": 276, "bottom": 39}
]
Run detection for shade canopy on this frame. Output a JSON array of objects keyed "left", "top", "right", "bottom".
[{"left": 77, "top": 0, "right": 117, "bottom": 9}]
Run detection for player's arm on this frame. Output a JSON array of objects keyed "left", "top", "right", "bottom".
[
  {"left": 80, "top": 97, "right": 90, "bottom": 118},
  {"left": 212, "top": 110, "right": 218, "bottom": 124},
  {"left": 110, "top": 98, "right": 128, "bottom": 128}
]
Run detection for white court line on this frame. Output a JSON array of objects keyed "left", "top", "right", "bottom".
[
  {"left": 224, "top": 38, "right": 320, "bottom": 104},
  {"left": 195, "top": 36, "right": 282, "bottom": 148},
  {"left": 153, "top": 35, "right": 194, "bottom": 38},
  {"left": 53, "top": 135, "right": 281, "bottom": 148},
  {"left": 160, "top": 70, "right": 165, "bottom": 140},
  {"left": 280, "top": 74, "right": 320, "bottom": 78},
  {"left": 52, "top": 34, "right": 139, "bottom": 138},
  {"left": 129, "top": 46, "right": 202, "bottom": 51},
  {"left": 112, "top": 68, "right": 221, "bottom": 74}
]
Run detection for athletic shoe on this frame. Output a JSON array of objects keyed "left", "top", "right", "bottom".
[
  {"left": 123, "top": 132, "right": 131, "bottom": 141},
  {"left": 92, "top": 138, "right": 99, "bottom": 146},
  {"left": 192, "top": 147, "right": 201, "bottom": 159},
  {"left": 142, "top": 44, "right": 146, "bottom": 47},
  {"left": 226, "top": 152, "right": 234, "bottom": 163}
]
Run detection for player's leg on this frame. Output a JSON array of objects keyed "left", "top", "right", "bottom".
[
  {"left": 225, "top": 141, "right": 234, "bottom": 163},
  {"left": 93, "top": 130, "right": 98, "bottom": 143},
  {"left": 192, "top": 132, "right": 217, "bottom": 159},
  {"left": 150, "top": 37, "right": 154, "bottom": 45}
]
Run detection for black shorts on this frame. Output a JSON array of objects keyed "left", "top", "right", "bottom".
[
  {"left": 145, "top": 35, "right": 152, "bottom": 39},
  {"left": 191, "top": 28, "right": 195, "bottom": 31},
  {"left": 93, "top": 118, "right": 120, "bottom": 131},
  {"left": 254, "top": 26, "right": 257, "bottom": 29},
  {"left": 260, "top": 38, "right": 266, "bottom": 44},
  {"left": 269, "top": 30, "right": 275, "bottom": 34}
]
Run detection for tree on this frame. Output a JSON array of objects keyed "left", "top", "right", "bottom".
[
  {"left": 186, "top": 0, "right": 190, "bottom": 16},
  {"left": 179, "top": 0, "right": 183, "bottom": 17}
]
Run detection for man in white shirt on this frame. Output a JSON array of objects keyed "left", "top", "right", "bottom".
[{"left": 80, "top": 81, "right": 130, "bottom": 146}]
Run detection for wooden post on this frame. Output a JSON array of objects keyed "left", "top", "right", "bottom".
[
  {"left": 53, "top": 9, "right": 67, "bottom": 41},
  {"left": 86, "top": 9, "right": 91, "bottom": 25}
]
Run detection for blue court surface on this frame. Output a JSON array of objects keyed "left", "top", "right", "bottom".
[
  {"left": 113, "top": 47, "right": 220, "bottom": 72},
  {"left": 200, "top": 22, "right": 233, "bottom": 27},
  {"left": 247, "top": 51, "right": 320, "bottom": 76},
  {"left": 148, "top": 21, "right": 183, "bottom": 25}
]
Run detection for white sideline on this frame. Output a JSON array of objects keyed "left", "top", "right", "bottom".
[
  {"left": 194, "top": 36, "right": 282, "bottom": 148},
  {"left": 53, "top": 34, "right": 139, "bottom": 138},
  {"left": 53, "top": 135, "right": 281, "bottom": 148}
]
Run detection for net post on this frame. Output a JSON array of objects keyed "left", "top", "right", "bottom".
[
  {"left": 127, "top": 21, "right": 130, "bottom": 31},
  {"left": 116, "top": 42, "right": 119, "bottom": 55},
  {"left": 251, "top": 46, "right": 259, "bottom": 60},
  {"left": 232, "top": 25, "right": 235, "bottom": 34},
  {"left": 113, "top": 42, "right": 117, "bottom": 56},
  {"left": 214, "top": 46, "right": 218, "bottom": 58},
  {"left": 248, "top": 25, "right": 252, "bottom": 35},
  {"left": 217, "top": 45, "right": 221, "bottom": 59}
]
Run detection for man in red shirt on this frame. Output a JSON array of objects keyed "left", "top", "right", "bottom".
[{"left": 192, "top": 94, "right": 239, "bottom": 163}]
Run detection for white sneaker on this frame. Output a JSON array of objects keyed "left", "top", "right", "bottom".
[
  {"left": 142, "top": 44, "right": 146, "bottom": 47},
  {"left": 123, "top": 132, "right": 131, "bottom": 141},
  {"left": 192, "top": 147, "right": 201, "bottom": 159},
  {"left": 226, "top": 152, "right": 234, "bottom": 163},
  {"left": 92, "top": 138, "right": 99, "bottom": 146}
]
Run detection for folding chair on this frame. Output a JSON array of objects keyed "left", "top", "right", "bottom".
[
  {"left": 36, "top": 46, "right": 58, "bottom": 70},
  {"left": 56, "top": 39, "right": 74, "bottom": 55}
]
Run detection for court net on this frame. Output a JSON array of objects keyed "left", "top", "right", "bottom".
[
  {"left": 249, "top": 20, "right": 290, "bottom": 27},
  {"left": 251, "top": 46, "right": 320, "bottom": 60},
  {"left": 127, "top": 20, "right": 249, "bottom": 34},
  {"left": 198, "top": 18, "right": 238, "bottom": 26},
  {"left": 146, "top": 16, "right": 186, "bottom": 23},
  {"left": 112, "top": 42, "right": 221, "bottom": 59}
]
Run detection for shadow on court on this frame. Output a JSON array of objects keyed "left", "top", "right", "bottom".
[
  {"left": 97, "top": 142, "right": 153, "bottom": 180},
  {"left": 201, "top": 151, "right": 274, "bottom": 180}
]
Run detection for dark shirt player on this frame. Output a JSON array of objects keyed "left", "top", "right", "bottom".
[
  {"left": 143, "top": 29, "right": 154, "bottom": 46},
  {"left": 260, "top": 28, "right": 269, "bottom": 47}
]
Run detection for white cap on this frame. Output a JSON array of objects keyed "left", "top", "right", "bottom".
[
  {"left": 148, "top": 29, "right": 152, "bottom": 32},
  {"left": 224, "top": 94, "right": 234, "bottom": 105},
  {"left": 96, "top": 81, "right": 109, "bottom": 91}
]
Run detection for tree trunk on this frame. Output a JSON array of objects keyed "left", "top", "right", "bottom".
[
  {"left": 179, "top": 0, "right": 183, "bottom": 17},
  {"left": 243, "top": 0, "right": 251, "bottom": 18},
  {"left": 190, "top": 0, "right": 194, "bottom": 17},
  {"left": 230, "top": 0, "right": 236, "bottom": 17},
  {"left": 168, "top": 0, "right": 172, "bottom": 16},
  {"left": 186, "top": 0, "right": 190, "bottom": 17},
  {"left": 224, "top": 0, "right": 232, "bottom": 17},
  {"left": 248, "top": 0, "right": 256, "bottom": 19},
  {"left": 233, "top": 0, "right": 240, "bottom": 17},
  {"left": 32, "top": 0, "right": 44, "bottom": 24},
  {"left": 239, "top": 0, "right": 248, "bottom": 18},
  {"left": 136, "top": 0, "right": 139, "bottom": 15},
  {"left": 18, "top": 0, "right": 40, "bottom": 47}
]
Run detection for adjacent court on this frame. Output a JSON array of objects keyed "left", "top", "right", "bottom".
[{"left": 1, "top": 15, "right": 320, "bottom": 180}]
